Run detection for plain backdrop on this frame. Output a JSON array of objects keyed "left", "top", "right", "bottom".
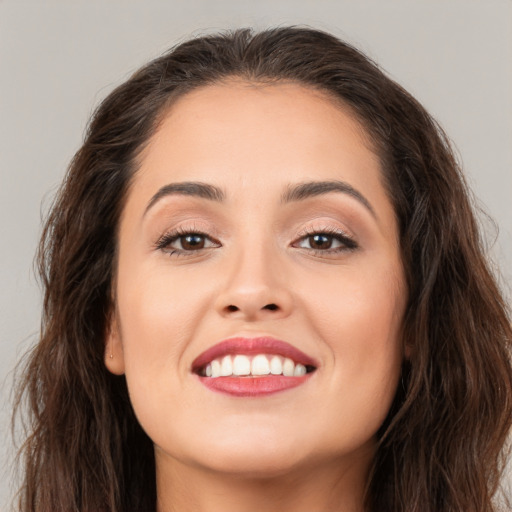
[{"left": 1, "top": 0, "right": 511, "bottom": 509}]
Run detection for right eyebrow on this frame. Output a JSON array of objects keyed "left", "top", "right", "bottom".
[{"left": 143, "top": 182, "right": 225, "bottom": 217}]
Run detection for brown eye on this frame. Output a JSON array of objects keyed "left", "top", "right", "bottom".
[
  {"left": 293, "top": 230, "right": 357, "bottom": 253},
  {"left": 180, "top": 234, "right": 206, "bottom": 250},
  {"left": 308, "top": 234, "right": 333, "bottom": 250},
  {"left": 156, "top": 231, "right": 220, "bottom": 254}
]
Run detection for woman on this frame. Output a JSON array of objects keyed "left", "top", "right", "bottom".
[{"left": 14, "top": 27, "right": 512, "bottom": 512}]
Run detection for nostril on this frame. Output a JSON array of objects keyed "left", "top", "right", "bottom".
[{"left": 222, "top": 303, "right": 280, "bottom": 315}]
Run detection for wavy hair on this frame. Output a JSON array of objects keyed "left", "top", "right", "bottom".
[{"left": 14, "top": 27, "right": 512, "bottom": 512}]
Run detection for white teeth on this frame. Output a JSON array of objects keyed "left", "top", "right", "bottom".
[
  {"left": 251, "top": 354, "right": 270, "bottom": 375},
  {"left": 220, "top": 355, "right": 232, "bottom": 376},
  {"left": 270, "top": 356, "right": 283, "bottom": 375},
  {"left": 233, "top": 355, "right": 251, "bottom": 376},
  {"left": 211, "top": 359, "right": 221, "bottom": 378},
  {"left": 201, "top": 353, "right": 313, "bottom": 378},
  {"left": 294, "top": 363, "right": 307, "bottom": 376},
  {"left": 282, "top": 358, "right": 295, "bottom": 377}
]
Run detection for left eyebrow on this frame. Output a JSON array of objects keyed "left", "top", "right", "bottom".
[{"left": 281, "top": 180, "right": 376, "bottom": 218}]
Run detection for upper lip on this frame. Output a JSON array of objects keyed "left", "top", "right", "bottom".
[{"left": 191, "top": 336, "right": 319, "bottom": 373}]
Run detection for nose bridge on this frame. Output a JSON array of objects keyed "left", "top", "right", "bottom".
[
  {"left": 231, "top": 241, "right": 275, "bottom": 292},
  {"left": 214, "top": 232, "right": 292, "bottom": 320}
]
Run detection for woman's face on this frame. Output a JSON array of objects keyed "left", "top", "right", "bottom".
[{"left": 106, "top": 81, "right": 407, "bottom": 478}]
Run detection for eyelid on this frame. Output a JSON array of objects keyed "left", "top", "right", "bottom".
[
  {"left": 294, "top": 221, "right": 355, "bottom": 241},
  {"left": 294, "top": 224, "right": 353, "bottom": 239},
  {"left": 154, "top": 223, "right": 222, "bottom": 255},
  {"left": 291, "top": 225, "right": 358, "bottom": 252},
  {"left": 153, "top": 220, "right": 358, "bottom": 257},
  {"left": 156, "top": 231, "right": 218, "bottom": 249}
]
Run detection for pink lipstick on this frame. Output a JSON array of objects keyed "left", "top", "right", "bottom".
[{"left": 192, "top": 337, "right": 318, "bottom": 397}]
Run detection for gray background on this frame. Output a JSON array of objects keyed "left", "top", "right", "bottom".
[{"left": 1, "top": 0, "right": 511, "bottom": 509}]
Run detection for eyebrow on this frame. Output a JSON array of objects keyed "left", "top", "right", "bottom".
[
  {"left": 281, "top": 180, "right": 376, "bottom": 217},
  {"left": 144, "top": 179, "right": 375, "bottom": 218},
  {"left": 144, "top": 182, "right": 225, "bottom": 216}
]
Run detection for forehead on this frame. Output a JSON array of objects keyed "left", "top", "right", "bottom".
[
  {"left": 134, "top": 81, "right": 383, "bottom": 196},
  {"left": 154, "top": 81, "right": 375, "bottom": 153}
]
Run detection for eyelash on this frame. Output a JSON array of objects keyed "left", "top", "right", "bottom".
[
  {"left": 155, "top": 227, "right": 358, "bottom": 257},
  {"left": 154, "top": 227, "right": 220, "bottom": 257},
  {"left": 291, "top": 227, "right": 358, "bottom": 255}
]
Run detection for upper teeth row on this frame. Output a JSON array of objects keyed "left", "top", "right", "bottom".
[{"left": 203, "top": 354, "right": 307, "bottom": 378}]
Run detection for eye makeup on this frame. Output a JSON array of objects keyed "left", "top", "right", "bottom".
[
  {"left": 154, "top": 227, "right": 221, "bottom": 257},
  {"left": 153, "top": 223, "right": 358, "bottom": 261},
  {"left": 291, "top": 226, "right": 358, "bottom": 255}
]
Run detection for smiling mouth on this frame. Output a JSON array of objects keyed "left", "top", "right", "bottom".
[
  {"left": 192, "top": 337, "right": 318, "bottom": 396},
  {"left": 196, "top": 354, "right": 316, "bottom": 378}
]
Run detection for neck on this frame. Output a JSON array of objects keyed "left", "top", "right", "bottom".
[{"left": 155, "top": 449, "right": 373, "bottom": 512}]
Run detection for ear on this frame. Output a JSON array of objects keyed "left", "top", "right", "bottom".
[{"left": 104, "top": 310, "right": 125, "bottom": 375}]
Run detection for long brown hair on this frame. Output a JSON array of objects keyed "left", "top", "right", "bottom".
[{"left": 14, "top": 27, "right": 512, "bottom": 512}]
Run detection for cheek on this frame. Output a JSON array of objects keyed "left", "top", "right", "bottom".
[
  {"left": 303, "top": 259, "right": 404, "bottom": 343},
  {"left": 300, "top": 259, "right": 405, "bottom": 413},
  {"left": 115, "top": 265, "right": 213, "bottom": 384},
  {"left": 114, "top": 266, "right": 217, "bottom": 440}
]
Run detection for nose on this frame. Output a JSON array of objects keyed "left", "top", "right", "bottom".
[{"left": 213, "top": 244, "right": 293, "bottom": 322}]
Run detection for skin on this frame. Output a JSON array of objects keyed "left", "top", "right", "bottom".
[{"left": 105, "top": 81, "right": 407, "bottom": 512}]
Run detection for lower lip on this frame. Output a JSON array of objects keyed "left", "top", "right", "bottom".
[{"left": 198, "top": 375, "right": 311, "bottom": 397}]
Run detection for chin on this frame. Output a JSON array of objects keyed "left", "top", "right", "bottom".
[
  {"left": 194, "top": 446, "right": 310, "bottom": 479},
  {"left": 172, "top": 424, "right": 316, "bottom": 477}
]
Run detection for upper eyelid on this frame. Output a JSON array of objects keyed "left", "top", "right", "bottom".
[
  {"left": 293, "top": 223, "right": 355, "bottom": 240},
  {"left": 155, "top": 220, "right": 221, "bottom": 239},
  {"left": 293, "top": 230, "right": 357, "bottom": 247},
  {"left": 156, "top": 229, "right": 219, "bottom": 247},
  {"left": 155, "top": 224, "right": 355, "bottom": 242},
  {"left": 295, "top": 225, "right": 351, "bottom": 236},
  {"left": 153, "top": 218, "right": 358, "bottom": 248}
]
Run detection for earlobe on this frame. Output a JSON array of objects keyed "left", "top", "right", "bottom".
[{"left": 104, "top": 313, "right": 126, "bottom": 375}]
